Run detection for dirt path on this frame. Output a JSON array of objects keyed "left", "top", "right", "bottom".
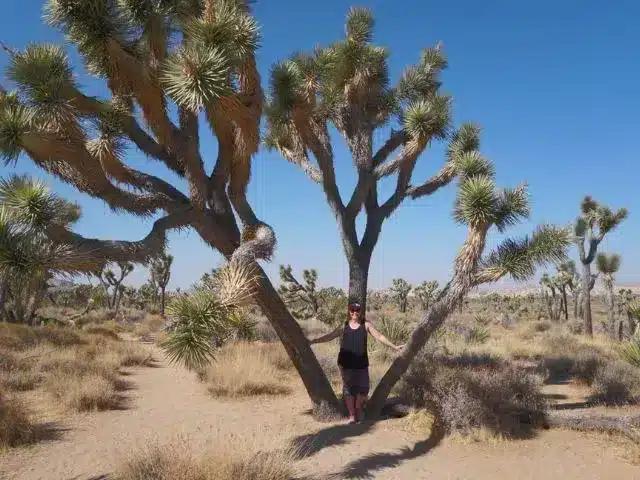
[{"left": 1, "top": 347, "right": 638, "bottom": 480}]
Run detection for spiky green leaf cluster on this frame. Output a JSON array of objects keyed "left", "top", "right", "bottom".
[
  {"left": 161, "top": 45, "right": 231, "bottom": 111},
  {"left": 575, "top": 195, "right": 628, "bottom": 238},
  {"left": 185, "top": 1, "right": 260, "bottom": 63},
  {"left": 402, "top": 95, "right": 451, "bottom": 142},
  {"left": 480, "top": 225, "right": 571, "bottom": 282},
  {"left": 596, "top": 253, "right": 621, "bottom": 275},
  {"left": 0, "top": 103, "right": 32, "bottom": 163}
]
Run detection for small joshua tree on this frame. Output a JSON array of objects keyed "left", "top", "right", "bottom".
[
  {"left": 391, "top": 278, "right": 412, "bottom": 313},
  {"left": 413, "top": 280, "right": 439, "bottom": 311},
  {"left": 540, "top": 274, "right": 562, "bottom": 321},
  {"left": 150, "top": 252, "right": 173, "bottom": 316},
  {"left": 277, "top": 265, "right": 320, "bottom": 320},
  {"left": 557, "top": 260, "right": 581, "bottom": 319},
  {"left": 574, "top": 196, "right": 627, "bottom": 336},
  {"left": 94, "top": 262, "right": 134, "bottom": 313},
  {"left": 596, "top": 253, "right": 621, "bottom": 338},
  {"left": 619, "top": 288, "right": 637, "bottom": 338}
]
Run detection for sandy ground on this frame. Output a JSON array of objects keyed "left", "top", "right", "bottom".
[{"left": 1, "top": 346, "right": 639, "bottom": 480}]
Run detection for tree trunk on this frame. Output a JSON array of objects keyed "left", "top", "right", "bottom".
[
  {"left": 572, "top": 291, "right": 579, "bottom": 319},
  {"left": 606, "top": 281, "right": 616, "bottom": 339},
  {"left": 347, "top": 252, "right": 371, "bottom": 312},
  {"left": 194, "top": 221, "right": 340, "bottom": 410},
  {"left": 251, "top": 265, "right": 340, "bottom": 410},
  {"left": 628, "top": 312, "right": 637, "bottom": 338},
  {"left": 560, "top": 287, "right": 568, "bottom": 321},
  {"left": 160, "top": 287, "right": 166, "bottom": 316},
  {"left": 368, "top": 279, "right": 469, "bottom": 417},
  {"left": 582, "top": 263, "right": 593, "bottom": 336}
]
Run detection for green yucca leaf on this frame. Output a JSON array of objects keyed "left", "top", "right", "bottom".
[
  {"left": 597, "top": 206, "right": 628, "bottom": 235},
  {"left": 8, "top": 43, "right": 75, "bottom": 107},
  {"left": 493, "top": 184, "right": 531, "bottom": 232},
  {"left": 596, "top": 253, "right": 621, "bottom": 274},
  {"left": 480, "top": 225, "right": 571, "bottom": 282},
  {"left": 0, "top": 104, "right": 32, "bottom": 164},
  {"left": 574, "top": 217, "right": 587, "bottom": 237},
  {"left": 420, "top": 44, "right": 448, "bottom": 72},
  {"left": 268, "top": 61, "right": 305, "bottom": 112},
  {"left": 453, "top": 151, "right": 495, "bottom": 181},
  {"left": 185, "top": 5, "right": 260, "bottom": 64},
  {"left": 453, "top": 175, "right": 497, "bottom": 225},
  {"left": 446, "top": 122, "right": 481, "bottom": 161},
  {"left": 346, "top": 6, "right": 374, "bottom": 44},
  {"left": 403, "top": 95, "right": 451, "bottom": 142},
  {"left": 161, "top": 45, "right": 231, "bottom": 111},
  {"left": 619, "top": 338, "right": 640, "bottom": 368}
]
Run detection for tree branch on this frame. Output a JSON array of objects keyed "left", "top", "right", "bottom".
[
  {"left": 372, "top": 129, "right": 409, "bottom": 168},
  {"left": 405, "top": 162, "right": 457, "bottom": 199},
  {"left": 44, "top": 212, "right": 193, "bottom": 265},
  {"left": 378, "top": 141, "right": 425, "bottom": 218}
]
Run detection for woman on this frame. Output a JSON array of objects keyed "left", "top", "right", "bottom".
[{"left": 309, "top": 301, "right": 404, "bottom": 423}]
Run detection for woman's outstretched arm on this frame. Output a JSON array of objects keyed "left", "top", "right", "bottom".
[
  {"left": 365, "top": 321, "right": 404, "bottom": 351},
  {"left": 308, "top": 325, "right": 342, "bottom": 344}
]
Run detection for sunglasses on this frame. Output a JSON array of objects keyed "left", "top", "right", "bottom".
[{"left": 348, "top": 304, "right": 361, "bottom": 313}]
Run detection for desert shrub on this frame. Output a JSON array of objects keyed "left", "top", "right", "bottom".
[
  {"left": 571, "top": 347, "right": 605, "bottom": 384},
  {"left": 540, "top": 355, "right": 576, "bottom": 381},
  {"left": 591, "top": 361, "right": 640, "bottom": 405},
  {"left": 0, "top": 392, "right": 39, "bottom": 448},
  {"left": 202, "top": 342, "right": 291, "bottom": 398},
  {"left": 253, "top": 320, "right": 279, "bottom": 342},
  {"left": 113, "top": 343, "right": 154, "bottom": 367},
  {"left": 0, "top": 324, "right": 82, "bottom": 351},
  {"left": 0, "top": 368, "right": 42, "bottom": 392},
  {"left": 45, "top": 372, "right": 119, "bottom": 411},
  {"left": 567, "top": 320, "right": 583, "bottom": 335},
  {"left": 464, "top": 325, "right": 490, "bottom": 344},
  {"left": 473, "top": 314, "right": 492, "bottom": 326},
  {"left": 532, "top": 320, "right": 552, "bottom": 333},
  {"left": 397, "top": 354, "right": 546, "bottom": 438},
  {"left": 84, "top": 326, "right": 121, "bottom": 341},
  {"left": 372, "top": 313, "right": 410, "bottom": 346},
  {"left": 115, "top": 437, "right": 298, "bottom": 480}
]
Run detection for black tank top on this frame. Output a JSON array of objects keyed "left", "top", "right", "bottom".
[{"left": 337, "top": 322, "right": 368, "bottom": 369}]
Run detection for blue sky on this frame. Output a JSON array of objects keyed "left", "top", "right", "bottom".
[{"left": 1, "top": 0, "right": 638, "bottom": 291}]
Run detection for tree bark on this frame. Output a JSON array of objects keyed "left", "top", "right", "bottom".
[
  {"left": 560, "top": 286, "right": 568, "bottom": 321},
  {"left": 347, "top": 252, "right": 371, "bottom": 311},
  {"left": 582, "top": 263, "right": 593, "bottom": 336},
  {"left": 606, "top": 281, "right": 616, "bottom": 338},
  {"left": 160, "top": 287, "right": 166, "bottom": 316},
  {"left": 367, "top": 278, "right": 469, "bottom": 416},
  {"left": 194, "top": 220, "right": 340, "bottom": 410}
]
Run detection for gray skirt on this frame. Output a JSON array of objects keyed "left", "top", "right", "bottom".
[{"left": 339, "top": 366, "right": 370, "bottom": 397}]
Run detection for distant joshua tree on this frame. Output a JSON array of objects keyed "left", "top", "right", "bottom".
[
  {"left": 277, "top": 265, "right": 320, "bottom": 320},
  {"left": 574, "top": 196, "right": 627, "bottom": 336},
  {"left": 391, "top": 278, "right": 412, "bottom": 313},
  {"left": 596, "top": 253, "right": 621, "bottom": 338},
  {"left": 150, "top": 252, "right": 173, "bottom": 316},
  {"left": 413, "top": 280, "right": 440, "bottom": 311}
]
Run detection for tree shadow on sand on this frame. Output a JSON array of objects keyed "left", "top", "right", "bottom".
[{"left": 327, "top": 423, "right": 446, "bottom": 480}]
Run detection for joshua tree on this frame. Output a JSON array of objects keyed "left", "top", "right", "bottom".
[
  {"left": 0, "top": 174, "right": 98, "bottom": 324},
  {"left": 150, "top": 251, "right": 173, "bottom": 315},
  {"left": 619, "top": 288, "right": 637, "bottom": 338},
  {"left": 540, "top": 273, "right": 562, "bottom": 322},
  {"left": 265, "top": 7, "right": 482, "bottom": 310},
  {"left": 413, "top": 280, "right": 439, "bottom": 311},
  {"left": 391, "top": 278, "right": 412, "bottom": 313},
  {"left": 557, "top": 260, "right": 580, "bottom": 319},
  {"left": 574, "top": 196, "right": 627, "bottom": 336},
  {"left": 94, "top": 262, "right": 134, "bottom": 313},
  {"left": 596, "top": 253, "right": 621, "bottom": 338},
  {"left": 277, "top": 265, "right": 320, "bottom": 320},
  {"left": 0, "top": 0, "right": 338, "bottom": 408}
]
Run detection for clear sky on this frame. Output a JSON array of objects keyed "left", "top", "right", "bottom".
[{"left": 1, "top": 0, "right": 638, "bottom": 291}]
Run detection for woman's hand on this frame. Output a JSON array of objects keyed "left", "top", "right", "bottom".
[{"left": 394, "top": 344, "right": 405, "bottom": 352}]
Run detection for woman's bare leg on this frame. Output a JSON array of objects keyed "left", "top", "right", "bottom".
[
  {"left": 344, "top": 395, "right": 356, "bottom": 421},
  {"left": 355, "top": 394, "right": 366, "bottom": 420}
]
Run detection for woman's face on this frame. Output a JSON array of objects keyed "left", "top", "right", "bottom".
[{"left": 348, "top": 305, "right": 361, "bottom": 321}]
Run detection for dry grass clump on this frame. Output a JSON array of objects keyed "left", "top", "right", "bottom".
[
  {"left": 115, "top": 436, "right": 299, "bottom": 480},
  {"left": 83, "top": 326, "right": 121, "bottom": 341},
  {"left": 1, "top": 324, "right": 153, "bottom": 412},
  {"left": 0, "top": 391, "right": 39, "bottom": 448},
  {"left": 45, "top": 373, "right": 120, "bottom": 411},
  {"left": 591, "top": 361, "right": 640, "bottom": 405},
  {"left": 397, "top": 353, "right": 547, "bottom": 439},
  {"left": 201, "top": 342, "right": 291, "bottom": 398}
]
